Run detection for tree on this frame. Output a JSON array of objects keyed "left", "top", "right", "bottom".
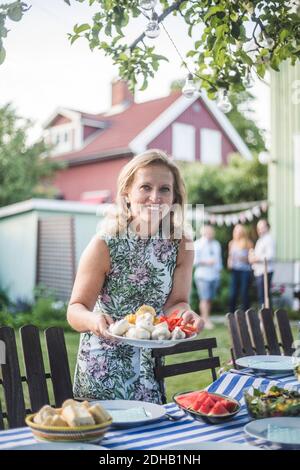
[
  {"left": 180, "top": 153, "right": 267, "bottom": 206},
  {"left": 1, "top": 1, "right": 299, "bottom": 97},
  {"left": 0, "top": 104, "right": 63, "bottom": 207}
]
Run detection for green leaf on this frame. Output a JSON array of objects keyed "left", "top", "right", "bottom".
[
  {"left": 140, "top": 76, "right": 148, "bottom": 91},
  {"left": 8, "top": 5, "right": 22, "bottom": 22},
  {"left": 74, "top": 23, "right": 90, "bottom": 34},
  {"left": 204, "top": 5, "right": 225, "bottom": 22},
  {"left": 256, "top": 63, "right": 266, "bottom": 78},
  {"left": 0, "top": 47, "right": 6, "bottom": 65}
]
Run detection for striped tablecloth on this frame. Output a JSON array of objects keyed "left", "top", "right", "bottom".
[{"left": 1, "top": 371, "right": 299, "bottom": 450}]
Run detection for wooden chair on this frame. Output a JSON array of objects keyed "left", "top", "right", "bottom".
[
  {"left": 226, "top": 308, "right": 295, "bottom": 365},
  {"left": 152, "top": 338, "right": 220, "bottom": 404},
  {"left": 0, "top": 325, "right": 73, "bottom": 429}
]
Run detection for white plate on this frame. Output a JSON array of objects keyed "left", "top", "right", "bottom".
[
  {"left": 163, "top": 441, "right": 260, "bottom": 450},
  {"left": 95, "top": 400, "right": 166, "bottom": 427},
  {"left": 13, "top": 442, "right": 106, "bottom": 450},
  {"left": 236, "top": 355, "right": 297, "bottom": 375},
  {"left": 244, "top": 417, "right": 300, "bottom": 449},
  {"left": 107, "top": 332, "right": 197, "bottom": 349}
]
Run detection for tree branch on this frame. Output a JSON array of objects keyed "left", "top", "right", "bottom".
[{"left": 130, "top": 0, "right": 186, "bottom": 51}]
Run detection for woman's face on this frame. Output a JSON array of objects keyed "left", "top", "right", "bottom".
[
  {"left": 233, "top": 225, "right": 244, "bottom": 240},
  {"left": 125, "top": 164, "right": 175, "bottom": 228}
]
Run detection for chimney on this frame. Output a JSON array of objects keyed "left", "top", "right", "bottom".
[{"left": 111, "top": 78, "right": 134, "bottom": 107}]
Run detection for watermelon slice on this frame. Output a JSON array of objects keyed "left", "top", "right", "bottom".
[
  {"left": 208, "top": 402, "right": 229, "bottom": 416},
  {"left": 219, "top": 399, "right": 237, "bottom": 413},
  {"left": 198, "top": 397, "right": 215, "bottom": 414},
  {"left": 191, "top": 391, "right": 209, "bottom": 411},
  {"left": 176, "top": 391, "right": 201, "bottom": 408}
]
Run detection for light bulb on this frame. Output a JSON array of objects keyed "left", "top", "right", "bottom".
[
  {"left": 261, "top": 35, "right": 275, "bottom": 49},
  {"left": 217, "top": 89, "right": 232, "bottom": 113},
  {"left": 139, "top": 0, "right": 157, "bottom": 10},
  {"left": 242, "top": 72, "right": 254, "bottom": 89},
  {"left": 182, "top": 73, "right": 197, "bottom": 98},
  {"left": 145, "top": 14, "right": 160, "bottom": 39}
]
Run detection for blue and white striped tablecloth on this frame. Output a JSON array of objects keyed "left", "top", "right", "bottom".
[{"left": 0, "top": 371, "right": 299, "bottom": 450}]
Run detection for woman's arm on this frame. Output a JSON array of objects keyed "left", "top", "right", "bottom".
[
  {"left": 67, "top": 235, "right": 113, "bottom": 338},
  {"left": 227, "top": 240, "right": 233, "bottom": 269},
  {"left": 163, "top": 237, "right": 204, "bottom": 333}
]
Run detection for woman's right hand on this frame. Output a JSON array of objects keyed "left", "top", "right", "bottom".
[{"left": 88, "top": 312, "right": 114, "bottom": 339}]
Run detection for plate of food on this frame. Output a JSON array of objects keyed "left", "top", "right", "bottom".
[
  {"left": 244, "top": 385, "right": 300, "bottom": 419},
  {"left": 94, "top": 399, "right": 166, "bottom": 428},
  {"left": 107, "top": 305, "right": 197, "bottom": 349},
  {"left": 173, "top": 390, "right": 240, "bottom": 424},
  {"left": 235, "top": 355, "right": 298, "bottom": 375},
  {"left": 244, "top": 417, "right": 300, "bottom": 449}
]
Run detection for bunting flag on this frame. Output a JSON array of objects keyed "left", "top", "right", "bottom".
[{"left": 204, "top": 201, "right": 268, "bottom": 227}]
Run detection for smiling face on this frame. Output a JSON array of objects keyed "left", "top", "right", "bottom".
[{"left": 125, "top": 163, "right": 174, "bottom": 233}]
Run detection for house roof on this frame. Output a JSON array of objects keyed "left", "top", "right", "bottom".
[{"left": 49, "top": 90, "right": 252, "bottom": 163}]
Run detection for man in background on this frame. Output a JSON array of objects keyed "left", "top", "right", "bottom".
[{"left": 194, "top": 225, "right": 222, "bottom": 329}]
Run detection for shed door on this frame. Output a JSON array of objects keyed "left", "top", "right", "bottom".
[{"left": 36, "top": 217, "right": 75, "bottom": 301}]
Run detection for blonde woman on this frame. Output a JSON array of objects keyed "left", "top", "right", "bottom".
[
  {"left": 227, "top": 224, "right": 253, "bottom": 313},
  {"left": 67, "top": 149, "right": 204, "bottom": 403}
]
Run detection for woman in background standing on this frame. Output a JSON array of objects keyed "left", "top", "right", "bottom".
[{"left": 227, "top": 224, "right": 253, "bottom": 313}]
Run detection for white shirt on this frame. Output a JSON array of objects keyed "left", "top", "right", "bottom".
[
  {"left": 252, "top": 232, "right": 275, "bottom": 277},
  {"left": 194, "top": 237, "right": 222, "bottom": 281}
]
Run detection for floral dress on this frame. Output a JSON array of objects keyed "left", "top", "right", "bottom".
[{"left": 73, "top": 231, "right": 179, "bottom": 404}]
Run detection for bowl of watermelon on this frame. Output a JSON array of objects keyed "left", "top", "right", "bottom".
[{"left": 173, "top": 390, "right": 241, "bottom": 424}]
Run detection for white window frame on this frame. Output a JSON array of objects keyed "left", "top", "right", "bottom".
[
  {"left": 172, "top": 122, "right": 195, "bottom": 162},
  {"left": 200, "top": 128, "right": 222, "bottom": 165}
]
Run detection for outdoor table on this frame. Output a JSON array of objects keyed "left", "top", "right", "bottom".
[{"left": 0, "top": 370, "right": 299, "bottom": 450}]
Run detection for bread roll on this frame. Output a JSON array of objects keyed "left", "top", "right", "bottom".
[
  {"left": 109, "top": 319, "right": 130, "bottom": 336},
  {"left": 50, "top": 415, "right": 69, "bottom": 427},
  {"left": 61, "top": 404, "right": 95, "bottom": 427},
  {"left": 62, "top": 399, "right": 79, "bottom": 409},
  {"left": 151, "top": 323, "right": 171, "bottom": 340},
  {"left": 126, "top": 327, "right": 150, "bottom": 339},
  {"left": 136, "top": 317, "right": 154, "bottom": 333},
  {"left": 33, "top": 405, "right": 57, "bottom": 424},
  {"left": 88, "top": 404, "right": 111, "bottom": 424}
]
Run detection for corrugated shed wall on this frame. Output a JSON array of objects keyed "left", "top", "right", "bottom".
[{"left": 270, "top": 61, "right": 300, "bottom": 261}]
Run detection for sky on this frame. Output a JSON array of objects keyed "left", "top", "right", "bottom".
[{"left": 0, "top": 0, "right": 270, "bottom": 144}]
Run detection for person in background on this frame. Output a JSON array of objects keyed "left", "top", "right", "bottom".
[
  {"left": 248, "top": 219, "right": 276, "bottom": 308},
  {"left": 227, "top": 224, "right": 253, "bottom": 313},
  {"left": 194, "top": 225, "right": 222, "bottom": 329}
]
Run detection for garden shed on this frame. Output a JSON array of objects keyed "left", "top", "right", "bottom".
[{"left": 0, "top": 199, "right": 108, "bottom": 303}]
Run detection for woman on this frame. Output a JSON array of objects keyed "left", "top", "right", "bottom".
[
  {"left": 227, "top": 224, "right": 253, "bottom": 313},
  {"left": 67, "top": 149, "right": 204, "bottom": 404}
]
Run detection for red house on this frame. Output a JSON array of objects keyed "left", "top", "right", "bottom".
[{"left": 44, "top": 80, "right": 251, "bottom": 202}]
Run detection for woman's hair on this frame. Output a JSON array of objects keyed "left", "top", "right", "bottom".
[
  {"left": 99, "top": 149, "right": 188, "bottom": 239},
  {"left": 231, "top": 224, "right": 252, "bottom": 249}
]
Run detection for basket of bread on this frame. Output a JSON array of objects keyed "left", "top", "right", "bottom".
[{"left": 25, "top": 399, "right": 112, "bottom": 443}]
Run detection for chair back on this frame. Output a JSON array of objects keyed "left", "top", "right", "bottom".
[
  {"left": 226, "top": 308, "right": 295, "bottom": 364},
  {"left": 152, "top": 338, "right": 220, "bottom": 404},
  {"left": 0, "top": 325, "right": 73, "bottom": 429}
]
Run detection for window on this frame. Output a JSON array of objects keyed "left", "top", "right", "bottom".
[
  {"left": 172, "top": 123, "right": 195, "bottom": 161},
  {"left": 200, "top": 128, "right": 222, "bottom": 165}
]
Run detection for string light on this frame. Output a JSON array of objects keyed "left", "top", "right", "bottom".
[
  {"left": 261, "top": 35, "right": 275, "bottom": 49},
  {"left": 217, "top": 89, "right": 233, "bottom": 113},
  {"left": 242, "top": 70, "right": 254, "bottom": 89},
  {"left": 182, "top": 73, "right": 197, "bottom": 98},
  {"left": 139, "top": 0, "right": 157, "bottom": 11},
  {"left": 145, "top": 12, "right": 160, "bottom": 39}
]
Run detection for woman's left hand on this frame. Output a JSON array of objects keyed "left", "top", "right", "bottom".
[{"left": 181, "top": 310, "right": 204, "bottom": 333}]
